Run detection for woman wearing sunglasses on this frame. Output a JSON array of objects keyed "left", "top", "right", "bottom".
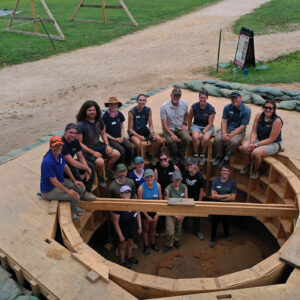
[{"left": 240, "top": 100, "right": 283, "bottom": 179}]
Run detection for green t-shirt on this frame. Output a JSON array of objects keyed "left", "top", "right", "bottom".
[{"left": 166, "top": 183, "right": 186, "bottom": 198}]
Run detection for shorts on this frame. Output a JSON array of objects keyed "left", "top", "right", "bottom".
[
  {"left": 261, "top": 141, "right": 281, "bottom": 155},
  {"left": 119, "top": 220, "right": 138, "bottom": 241},
  {"left": 190, "top": 124, "right": 214, "bottom": 135},
  {"left": 83, "top": 142, "right": 108, "bottom": 163}
]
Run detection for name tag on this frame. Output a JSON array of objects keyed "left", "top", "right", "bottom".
[
  {"left": 181, "top": 193, "right": 184, "bottom": 197},
  {"left": 112, "top": 121, "right": 116, "bottom": 125},
  {"left": 217, "top": 185, "right": 221, "bottom": 189},
  {"left": 168, "top": 172, "right": 173, "bottom": 175},
  {"left": 136, "top": 115, "right": 141, "bottom": 119},
  {"left": 133, "top": 212, "right": 137, "bottom": 218},
  {"left": 153, "top": 194, "right": 158, "bottom": 197},
  {"left": 229, "top": 111, "right": 233, "bottom": 115}
]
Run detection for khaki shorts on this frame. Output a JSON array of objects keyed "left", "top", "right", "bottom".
[{"left": 261, "top": 142, "right": 281, "bottom": 155}]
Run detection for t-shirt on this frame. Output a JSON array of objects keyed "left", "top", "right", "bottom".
[
  {"left": 183, "top": 171, "right": 205, "bottom": 201},
  {"left": 211, "top": 177, "right": 237, "bottom": 195},
  {"left": 129, "top": 106, "right": 150, "bottom": 132},
  {"left": 141, "top": 181, "right": 159, "bottom": 200},
  {"left": 222, "top": 103, "right": 251, "bottom": 132},
  {"left": 166, "top": 183, "right": 186, "bottom": 198},
  {"left": 129, "top": 169, "right": 145, "bottom": 189},
  {"left": 62, "top": 137, "right": 82, "bottom": 158},
  {"left": 102, "top": 111, "right": 125, "bottom": 138},
  {"left": 192, "top": 102, "right": 216, "bottom": 127},
  {"left": 108, "top": 178, "right": 136, "bottom": 198},
  {"left": 155, "top": 162, "right": 175, "bottom": 194},
  {"left": 40, "top": 152, "right": 65, "bottom": 193},
  {"left": 112, "top": 211, "right": 137, "bottom": 224},
  {"left": 77, "top": 119, "right": 104, "bottom": 148}
]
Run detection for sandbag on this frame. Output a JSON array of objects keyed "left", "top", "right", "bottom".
[
  {"left": 173, "top": 82, "right": 188, "bottom": 89},
  {"left": 253, "top": 86, "right": 284, "bottom": 97},
  {"left": 277, "top": 100, "right": 298, "bottom": 110},
  {"left": 274, "top": 95, "right": 292, "bottom": 101},
  {"left": 283, "top": 89, "right": 300, "bottom": 97},
  {"left": 240, "top": 91, "right": 253, "bottom": 103},
  {"left": 219, "top": 88, "right": 232, "bottom": 98},
  {"left": 252, "top": 93, "right": 266, "bottom": 106},
  {"left": 185, "top": 80, "right": 204, "bottom": 92},
  {"left": 203, "top": 80, "right": 219, "bottom": 84},
  {"left": 296, "top": 105, "right": 300, "bottom": 112},
  {"left": 202, "top": 84, "right": 222, "bottom": 97},
  {"left": 226, "top": 82, "right": 242, "bottom": 90},
  {"left": 239, "top": 84, "right": 254, "bottom": 92},
  {"left": 0, "top": 267, "right": 23, "bottom": 300},
  {"left": 215, "top": 81, "right": 231, "bottom": 89}
]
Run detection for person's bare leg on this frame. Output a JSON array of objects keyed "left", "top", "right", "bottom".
[
  {"left": 118, "top": 241, "right": 127, "bottom": 263},
  {"left": 131, "top": 136, "right": 141, "bottom": 156},
  {"left": 126, "top": 238, "right": 133, "bottom": 258},
  {"left": 201, "top": 132, "right": 212, "bottom": 154},
  {"left": 107, "top": 149, "right": 120, "bottom": 169},
  {"left": 150, "top": 133, "right": 161, "bottom": 156},
  {"left": 142, "top": 219, "right": 150, "bottom": 246},
  {"left": 192, "top": 131, "right": 201, "bottom": 154},
  {"left": 95, "top": 157, "right": 105, "bottom": 176},
  {"left": 240, "top": 141, "right": 251, "bottom": 165},
  {"left": 251, "top": 147, "right": 267, "bottom": 170},
  {"left": 150, "top": 219, "right": 158, "bottom": 244}
]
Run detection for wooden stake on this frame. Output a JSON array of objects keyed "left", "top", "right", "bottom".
[
  {"left": 30, "top": 0, "right": 39, "bottom": 33},
  {"left": 102, "top": 0, "right": 107, "bottom": 23}
]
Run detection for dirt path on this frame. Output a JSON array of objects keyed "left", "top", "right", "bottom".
[{"left": 1, "top": 0, "right": 300, "bottom": 156}]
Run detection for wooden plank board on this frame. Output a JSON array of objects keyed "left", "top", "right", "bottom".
[
  {"left": 72, "top": 252, "right": 109, "bottom": 282},
  {"left": 48, "top": 200, "right": 58, "bottom": 215},
  {"left": 168, "top": 198, "right": 195, "bottom": 206},
  {"left": 280, "top": 230, "right": 300, "bottom": 268}
]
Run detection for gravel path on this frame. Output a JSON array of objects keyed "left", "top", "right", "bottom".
[{"left": 1, "top": 0, "right": 300, "bottom": 156}]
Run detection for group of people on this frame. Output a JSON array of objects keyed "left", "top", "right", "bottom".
[{"left": 40, "top": 87, "right": 283, "bottom": 268}]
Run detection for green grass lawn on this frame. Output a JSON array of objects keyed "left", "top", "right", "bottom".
[
  {"left": 0, "top": 0, "right": 218, "bottom": 67},
  {"left": 233, "top": 0, "right": 300, "bottom": 35},
  {"left": 208, "top": 51, "right": 300, "bottom": 84}
]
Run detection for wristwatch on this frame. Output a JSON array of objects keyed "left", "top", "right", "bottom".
[{"left": 255, "top": 142, "right": 258, "bottom": 148}]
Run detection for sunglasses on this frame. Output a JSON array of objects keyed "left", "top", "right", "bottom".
[
  {"left": 121, "top": 191, "right": 131, "bottom": 194},
  {"left": 263, "top": 106, "right": 273, "bottom": 111},
  {"left": 136, "top": 161, "right": 144, "bottom": 165},
  {"left": 160, "top": 157, "right": 167, "bottom": 162}
]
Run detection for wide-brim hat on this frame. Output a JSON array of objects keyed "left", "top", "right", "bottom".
[{"left": 104, "top": 96, "right": 122, "bottom": 108}]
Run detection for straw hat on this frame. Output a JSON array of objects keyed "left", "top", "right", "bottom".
[{"left": 104, "top": 96, "right": 122, "bottom": 108}]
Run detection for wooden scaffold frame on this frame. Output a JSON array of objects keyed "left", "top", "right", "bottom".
[
  {"left": 6, "top": 0, "right": 65, "bottom": 41},
  {"left": 70, "top": 0, "right": 138, "bottom": 27}
]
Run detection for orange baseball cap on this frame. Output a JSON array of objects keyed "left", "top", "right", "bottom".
[{"left": 50, "top": 136, "right": 63, "bottom": 147}]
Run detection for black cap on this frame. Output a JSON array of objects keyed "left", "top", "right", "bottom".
[
  {"left": 65, "top": 123, "right": 78, "bottom": 132},
  {"left": 230, "top": 91, "right": 241, "bottom": 98}
]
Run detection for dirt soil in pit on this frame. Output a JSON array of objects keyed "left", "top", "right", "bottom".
[
  {"left": 95, "top": 217, "right": 279, "bottom": 278},
  {"left": 1, "top": 0, "right": 300, "bottom": 156}
]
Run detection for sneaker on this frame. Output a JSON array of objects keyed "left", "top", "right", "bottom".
[
  {"left": 132, "top": 242, "right": 138, "bottom": 250},
  {"left": 82, "top": 191, "right": 96, "bottom": 202},
  {"left": 143, "top": 246, "right": 150, "bottom": 256},
  {"left": 212, "top": 157, "right": 222, "bottom": 167},
  {"left": 209, "top": 240, "right": 215, "bottom": 248},
  {"left": 179, "top": 155, "right": 187, "bottom": 165},
  {"left": 195, "top": 231, "right": 205, "bottom": 241},
  {"left": 97, "top": 176, "right": 107, "bottom": 188},
  {"left": 193, "top": 154, "right": 199, "bottom": 164},
  {"left": 163, "top": 245, "right": 173, "bottom": 254},
  {"left": 218, "top": 159, "right": 229, "bottom": 169},
  {"left": 147, "top": 152, "right": 157, "bottom": 167},
  {"left": 120, "top": 261, "right": 132, "bottom": 269},
  {"left": 76, "top": 207, "right": 85, "bottom": 214},
  {"left": 240, "top": 165, "right": 250, "bottom": 175},
  {"left": 199, "top": 154, "right": 206, "bottom": 166},
  {"left": 250, "top": 168, "right": 261, "bottom": 180},
  {"left": 225, "top": 235, "right": 232, "bottom": 242},
  {"left": 174, "top": 240, "right": 180, "bottom": 249},
  {"left": 151, "top": 243, "right": 160, "bottom": 253},
  {"left": 126, "top": 256, "right": 139, "bottom": 266},
  {"left": 72, "top": 214, "right": 80, "bottom": 222},
  {"left": 172, "top": 154, "right": 179, "bottom": 165}
]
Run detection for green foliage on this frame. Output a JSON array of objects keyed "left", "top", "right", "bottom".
[
  {"left": 0, "top": 0, "right": 218, "bottom": 67},
  {"left": 234, "top": 0, "right": 300, "bottom": 35},
  {"left": 209, "top": 51, "right": 300, "bottom": 84}
]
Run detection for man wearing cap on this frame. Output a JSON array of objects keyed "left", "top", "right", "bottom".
[
  {"left": 163, "top": 170, "right": 188, "bottom": 253},
  {"left": 40, "top": 137, "right": 86, "bottom": 222},
  {"left": 212, "top": 91, "right": 251, "bottom": 168},
  {"left": 62, "top": 123, "right": 97, "bottom": 201},
  {"left": 108, "top": 163, "right": 136, "bottom": 199},
  {"left": 160, "top": 88, "right": 189, "bottom": 164},
  {"left": 102, "top": 97, "right": 134, "bottom": 166}
]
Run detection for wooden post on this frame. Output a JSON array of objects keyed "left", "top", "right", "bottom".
[
  {"left": 0, "top": 251, "right": 9, "bottom": 270},
  {"left": 101, "top": 0, "right": 107, "bottom": 23},
  {"left": 30, "top": 0, "right": 39, "bottom": 33}
]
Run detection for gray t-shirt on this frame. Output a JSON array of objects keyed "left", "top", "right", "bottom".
[
  {"left": 108, "top": 178, "right": 136, "bottom": 198},
  {"left": 160, "top": 99, "right": 188, "bottom": 131}
]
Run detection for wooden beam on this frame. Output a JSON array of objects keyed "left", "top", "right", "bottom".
[
  {"left": 80, "top": 198, "right": 298, "bottom": 218},
  {"left": 0, "top": 251, "right": 9, "bottom": 270},
  {"left": 81, "top": 4, "right": 122, "bottom": 8},
  {"left": 12, "top": 16, "right": 54, "bottom": 23},
  {"left": 30, "top": 0, "right": 39, "bottom": 33},
  {"left": 101, "top": 0, "right": 107, "bottom": 23}
]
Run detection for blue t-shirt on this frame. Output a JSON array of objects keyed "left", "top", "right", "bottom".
[
  {"left": 77, "top": 119, "right": 104, "bottom": 148},
  {"left": 129, "top": 106, "right": 150, "bottom": 132},
  {"left": 142, "top": 181, "right": 159, "bottom": 200},
  {"left": 211, "top": 177, "right": 237, "bottom": 195},
  {"left": 257, "top": 114, "right": 282, "bottom": 143},
  {"left": 113, "top": 211, "right": 137, "bottom": 224},
  {"left": 222, "top": 103, "right": 251, "bottom": 132},
  {"left": 40, "top": 152, "right": 65, "bottom": 193},
  {"left": 129, "top": 169, "right": 145, "bottom": 189},
  {"left": 192, "top": 102, "right": 216, "bottom": 127},
  {"left": 62, "top": 137, "right": 82, "bottom": 158},
  {"left": 101, "top": 111, "right": 125, "bottom": 138}
]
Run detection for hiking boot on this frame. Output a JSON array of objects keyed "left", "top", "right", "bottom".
[
  {"left": 209, "top": 240, "right": 215, "bottom": 248},
  {"left": 76, "top": 206, "right": 85, "bottom": 214},
  {"left": 250, "top": 168, "right": 261, "bottom": 180},
  {"left": 193, "top": 154, "right": 199, "bottom": 164},
  {"left": 97, "top": 176, "right": 107, "bottom": 188},
  {"left": 199, "top": 154, "right": 206, "bottom": 166},
  {"left": 163, "top": 245, "right": 173, "bottom": 254},
  {"left": 151, "top": 243, "right": 160, "bottom": 253},
  {"left": 172, "top": 154, "right": 179, "bottom": 165},
  {"left": 82, "top": 191, "right": 96, "bottom": 202},
  {"left": 72, "top": 214, "right": 80, "bottom": 222},
  {"left": 212, "top": 157, "right": 222, "bottom": 167},
  {"left": 147, "top": 152, "right": 157, "bottom": 167},
  {"left": 195, "top": 231, "right": 205, "bottom": 241},
  {"left": 174, "top": 240, "right": 180, "bottom": 249},
  {"left": 143, "top": 246, "right": 150, "bottom": 256},
  {"left": 126, "top": 256, "right": 139, "bottom": 266},
  {"left": 120, "top": 261, "right": 132, "bottom": 269},
  {"left": 179, "top": 154, "right": 187, "bottom": 165},
  {"left": 240, "top": 165, "right": 250, "bottom": 175},
  {"left": 225, "top": 235, "right": 232, "bottom": 242}
]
